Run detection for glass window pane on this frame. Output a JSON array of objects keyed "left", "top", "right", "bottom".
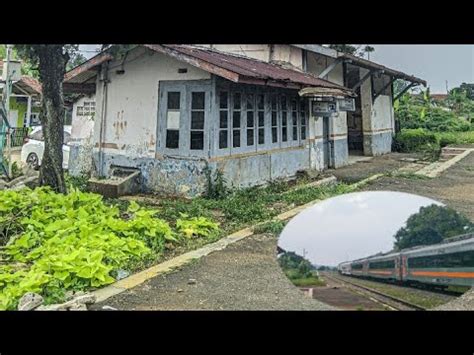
[
  {"left": 282, "top": 112, "right": 287, "bottom": 126},
  {"left": 293, "top": 126, "right": 298, "bottom": 140},
  {"left": 166, "top": 130, "right": 179, "bottom": 149},
  {"left": 220, "top": 92, "right": 228, "bottom": 109},
  {"left": 233, "top": 130, "right": 241, "bottom": 148},
  {"left": 219, "top": 130, "right": 228, "bottom": 149},
  {"left": 258, "top": 128, "right": 264, "bottom": 144},
  {"left": 190, "top": 131, "right": 204, "bottom": 150},
  {"left": 246, "top": 111, "right": 254, "bottom": 127},
  {"left": 258, "top": 112, "right": 264, "bottom": 127},
  {"left": 282, "top": 127, "right": 287, "bottom": 142},
  {"left": 271, "top": 112, "right": 277, "bottom": 126},
  {"left": 191, "top": 111, "right": 205, "bottom": 129},
  {"left": 257, "top": 94, "right": 264, "bottom": 110},
  {"left": 232, "top": 111, "right": 241, "bottom": 128},
  {"left": 301, "top": 126, "right": 306, "bottom": 140},
  {"left": 167, "top": 111, "right": 180, "bottom": 129},
  {"left": 271, "top": 95, "right": 277, "bottom": 110},
  {"left": 220, "top": 111, "right": 228, "bottom": 128},
  {"left": 292, "top": 111, "right": 297, "bottom": 125},
  {"left": 281, "top": 96, "right": 287, "bottom": 110},
  {"left": 247, "top": 129, "right": 254, "bottom": 146},
  {"left": 246, "top": 94, "right": 254, "bottom": 109},
  {"left": 272, "top": 127, "right": 278, "bottom": 143},
  {"left": 233, "top": 93, "right": 241, "bottom": 110},
  {"left": 168, "top": 92, "right": 180, "bottom": 110},
  {"left": 192, "top": 92, "right": 205, "bottom": 110}
]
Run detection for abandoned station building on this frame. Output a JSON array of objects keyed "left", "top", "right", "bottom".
[{"left": 65, "top": 44, "right": 426, "bottom": 196}]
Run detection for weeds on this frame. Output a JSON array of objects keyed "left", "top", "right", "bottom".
[{"left": 253, "top": 220, "right": 286, "bottom": 235}]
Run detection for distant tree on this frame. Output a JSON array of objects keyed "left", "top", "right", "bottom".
[
  {"left": 66, "top": 52, "right": 87, "bottom": 71},
  {"left": 363, "top": 45, "right": 375, "bottom": 60},
  {"left": 394, "top": 204, "right": 474, "bottom": 250},
  {"left": 328, "top": 44, "right": 376, "bottom": 59},
  {"left": 328, "top": 44, "right": 359, "bottom": 55}
]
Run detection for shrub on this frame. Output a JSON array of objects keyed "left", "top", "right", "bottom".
[
  {"left": 393, "top": 129, "right": 440, "bottom": 160},
  {"left": 176, "top": 214, "right": 220, "bottom": 239},
  {"left": 0, "top": 187, "right": 183, "bottom": 309}
]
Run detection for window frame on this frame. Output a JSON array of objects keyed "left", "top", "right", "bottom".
[{"left": 158, "top": 80, "right": 212, "bottom": 158}]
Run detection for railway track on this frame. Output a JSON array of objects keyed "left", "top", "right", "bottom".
[{"left": 322, "top": 273, "right": 427, "bottom": 310}]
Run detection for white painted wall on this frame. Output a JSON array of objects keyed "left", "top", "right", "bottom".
[
  {"left": 210, "top": 45, "right": 270, "bottom": 62},
  {"left": 372, "top": 95, "right": 394, "bottom": 132},
  {"left": 93, "top": 47, "right": 211, "bottom": 158},
  {"left": 71, "top": 95, "right": 95, "bottom": 142},
  {"left": 206, "top": 44, "right": 304, "bottom": 70}
]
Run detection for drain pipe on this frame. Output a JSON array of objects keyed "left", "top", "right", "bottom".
[{"left": 98, "top": 61, "right": 109, "bottom": 177}]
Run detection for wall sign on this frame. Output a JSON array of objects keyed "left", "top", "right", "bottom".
[{"left": 311, "top": 101, "right": 337, "bottom": 116}]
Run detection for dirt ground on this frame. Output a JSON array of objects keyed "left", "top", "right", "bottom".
[
  {"left": 360, "top": 149, "right": 474, "bottom": 220},
  {"left": 92, "top": 148, "right": 473, "bottom": 311}
]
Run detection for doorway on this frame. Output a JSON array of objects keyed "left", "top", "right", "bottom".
[
  {"left": 345, "top": 65, "right": 364, "bottom": 155},
  {"left": 322, "top": 116, "right": 333, "bottom": 168}
]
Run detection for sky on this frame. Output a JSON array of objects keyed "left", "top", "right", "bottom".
[
  {"left": 370, "top": 45, "right": 474, "bottom": 94},
  {"left": 277, "top": 191, "right": 443, "bottom": 267},
  {"left": 78, "top": 44, "right": 474, "bottom": 94}
]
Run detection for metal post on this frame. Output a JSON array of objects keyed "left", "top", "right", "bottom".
[
  {"left": 26, "top": 95, "right": 32, "bottom": 127},
  {"left": 4, "top": 44, "right": 13, "bottom": 177}
]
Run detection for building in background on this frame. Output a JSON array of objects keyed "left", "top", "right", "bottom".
[{"left": 64, "top": 45, "right": 425, "bottom": 196}]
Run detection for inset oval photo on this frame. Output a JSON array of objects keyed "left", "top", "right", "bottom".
[{"left": 277, "top": 191, "right": 474, "bottom": 311}]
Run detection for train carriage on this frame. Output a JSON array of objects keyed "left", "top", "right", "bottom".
[
  {"left": 366, "top": 253, "right": 400, "bottom": 281},
  {"left": 402, "top": 234, "right": 474, "bottom": 287}
]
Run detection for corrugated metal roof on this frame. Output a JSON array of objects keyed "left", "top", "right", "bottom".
[
  {"left": 341, "top": 53, "right": 427, "bottom": 86},
  {"left": 145, "top": 44, "right": 354, "bottom": 94},
  {"left": 16, "top": 76, "right": 42, "bottom": 95}
]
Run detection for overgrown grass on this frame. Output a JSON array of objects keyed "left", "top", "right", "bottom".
[
  {"left": 291, "top": 276, "right": 326, "bottom": 287},
  {"left": 253, "top": 220, "right": 286, "bottom": 235},
  {"left": 133, "top": 179, "right": 357, "bottom": 237},
  {"left": 387, "top": 172, "right": 432, "bottom": 180},
  {"left": 435, "top": 131, "right": 474, "bottom": 147}
]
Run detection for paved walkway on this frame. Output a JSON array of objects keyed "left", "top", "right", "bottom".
[{"left": 92, "top": 234, "right": 335, "bottom": 310}]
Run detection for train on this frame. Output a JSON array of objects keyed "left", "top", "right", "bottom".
[{"left": 338, "top": 233, "right": 474, "bottom": 288}]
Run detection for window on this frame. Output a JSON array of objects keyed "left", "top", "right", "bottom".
[
  {"left": 281, "top": 96, "right": 288, "bottom": 142},
  {"left": 190, "top": 92, "right": 205, "bottom": 150},
  {"left": 219, "top": 91, "right": 229, "bottom": 149},
  {"left": 257, "top": 94, "right": 265, "bottom": 145},
  {"left": 271, "top": 95, "right": 278, "bottom": 143},
  {"left": 352, "top": 263, "right": 363, "bottom": 270},
  {"left": 408, "top": 250, "right": 474, "bottom": 269},
  {"left": 166, "top": 91, "right": 180, "bottom": 149},
  {"left": 76, "top": 101, "right": 95, "bottom": 117},
  {"left": 246, "top": 93, "right": 255, "bottom": 146},
  {"left": 369, "top": 260, "right": 395, "bottom": 269},
  {"left": 291, "top": 99, "right": 298, "bottom": 141},
  {"left": 232, "top": 93, "right": 241, "bottom": 148},
  {"left": 300, "top": 99, "right": 307, "bottom": 141}
]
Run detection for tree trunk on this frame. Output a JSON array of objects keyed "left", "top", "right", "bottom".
[{"left": 35, "top": 45, "right": 69, "bottom": 193}]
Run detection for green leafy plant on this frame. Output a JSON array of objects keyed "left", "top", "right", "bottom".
[
  {"left": 0, "top": 187, "right": 188, "bottom": 309},
  {"left": 393, "top": 128, "right": 440, "bottom": 160},
  {"left": 176, "top": 214, "right": 220, "bottom": 239},
  {"left": 205, "top": 168, "right": 229, "bottom": 199},
  {"left": 253, "top": 220, "right": 286, "bottom": 235}
]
